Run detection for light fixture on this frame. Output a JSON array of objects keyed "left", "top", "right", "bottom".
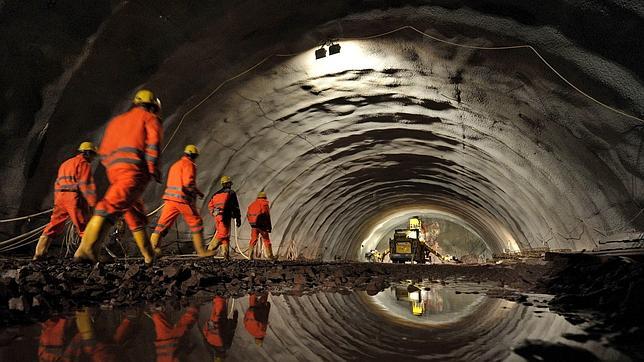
[
  {"left": 314, "top": 40, "right": 341, "bottom": 60},
  {"left": 315, "top": 47, "right": 327, "bottom": 59}
]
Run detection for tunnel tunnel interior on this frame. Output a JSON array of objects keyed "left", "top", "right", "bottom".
[{"left": 1, "top": 1, "right": 642, "bottom": 262}]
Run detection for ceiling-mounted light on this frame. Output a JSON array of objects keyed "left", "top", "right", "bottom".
[
  {"left": 328, "top": 42, "right": 341, "bottom": 56},
  {"left": 315, "top": 47, "right": 327, "bottom": 59}
]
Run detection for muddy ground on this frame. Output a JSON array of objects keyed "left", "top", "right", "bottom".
[{"left": 0, "top": 253, "right": 642, "bottom": 358}]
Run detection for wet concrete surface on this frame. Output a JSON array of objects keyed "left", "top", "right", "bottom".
[{"left": 0, "top": 282, "right": 628, "bottom": 361}]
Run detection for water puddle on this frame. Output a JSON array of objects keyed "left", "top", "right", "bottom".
[{"left": 0, "top": 282, "right": 629, "bottom": 361}]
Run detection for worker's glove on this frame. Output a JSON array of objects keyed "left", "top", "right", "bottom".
[
  {"left": 267, "top": 227, "right": 272, "bottom": 233},
  {"left": 235, "top": 219, "right": 241, "bottom": 228}
]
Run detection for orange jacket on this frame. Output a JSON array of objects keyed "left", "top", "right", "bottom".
[
  {"left": 163, "top": 156, "right": 201, "bottom": 204},
  {"left": 208, "top": 187, "right": 240, "bottom": 220},
  {"left": 243, "top": 294, "right": 270, "bottom": 340},
  {"left": 99, "top": 106, "right": 162, "bottom": 176},
  {"left": 54, "top": 154, "right": 96, "bottom": 207},
  {"left": 246, "top": 198, "right": 271, "bottom": 231}
]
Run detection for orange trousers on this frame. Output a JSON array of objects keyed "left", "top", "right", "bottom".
[
  {"left": 153, "top": 200, "right": 203, "bottom": 235},
  {"left": 249, "top": 228, "right": 271, "bottom": 248},
  {"left": 95, "top": 169, "right": 148, "bottom": 231},
  {"left": 153, "top": 307, "right": 199, "bottom": 362},
  {"left": 43, "top": 193, "right": 90, "bottom": 237},
  {"left": 214, "top": 214, "right": 231, "bottom": 245}
]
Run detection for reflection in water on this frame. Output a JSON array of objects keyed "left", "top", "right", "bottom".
[{"left": 0, "top": 285, "right": 628, "bottom": 361}]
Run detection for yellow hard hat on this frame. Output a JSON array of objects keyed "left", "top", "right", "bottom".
[
  {"left": 258, "top": 191, "right": 267, "bottom": 198},
  {"left": 78, "top": 141, "right": 97, "bottom": 153},
  {"left": 220, "top": 175, "right": 232, "bottom": 185},
  {"left": 133, "top": 89, "right": 161, "bottom": 109},
  {"left": 184, "top": 144, "right": 199, "bottom": 155}
]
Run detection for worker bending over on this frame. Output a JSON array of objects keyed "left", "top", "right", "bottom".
[
  {"left": 34, "top": 142, "right": 97, "bottom": 260},
  {"left": 246, "top": 191, "right": 274, "bottom": 260},
  {"left": 150, "top": 145, "right": 213, "bottom": 257},
  {"left": 74, "top": 89, "right": 162, "bottom": 265},
  {"left": 207, "top": 176, "right": 241, "bottom": 259}
]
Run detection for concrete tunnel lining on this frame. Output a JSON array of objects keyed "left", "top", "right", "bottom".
[{"left": 2, "top": 1, "right": 643, "bottom": 261}]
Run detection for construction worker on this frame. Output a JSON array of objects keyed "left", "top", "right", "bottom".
[
  {"left": 207, "top": 176, "right": 241, "bottom": 259},
  {"left": 202, "top": 296, "right": 238, "bottom": 361},
  {"left": 33, "top": 142, "right": 97, "bottom": 260},
  {"left": 74, "top": 89, "right": 162, "bottom": 265},
  {"left": 150, "top": 145, "right": 213, "bottom": 257},
  {"left": 152, "top": 306, "right": 199, "bottom": 362},
  {"left": 246, "top": 191, "right": 274, "bottom": 260},
  {"left": 38, "top": 316, "right": 74, "bottom": 362},
  {"left": 243, "top": 292, "right": 270, "bottom": 347},
  {"left": 73, "top": 308, "right": 135, "bottom": 362}
]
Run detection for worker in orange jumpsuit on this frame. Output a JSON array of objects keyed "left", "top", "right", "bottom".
[
  {"left": 74, "top": 89, "right": 162, "bottom": 265},
  {"left": 71, "top": 308, "right": 135, "bottom": 362},
  {"left": 243, "top": 292, "right": 270, "bottom": 346},
  {"left": 152, "top": 306, "right": 199, "bottom": 362},
  {"left": 37, "top": 316, "right": 75, "bottom": 362},
  {"left": 207, "top": 176, "right": 241, "bottom": 259},
  {"left": 202, "top": 296, "right": 238, "bottom": 361},
  {"left": 33, "top": 142, "right": 98, "bottom": 260},
  {"left": 246, "top": 191, "right": 274, "bottom": 260},
  {"left": 150, "top": 145, "right": 213, "bottom": 257}
]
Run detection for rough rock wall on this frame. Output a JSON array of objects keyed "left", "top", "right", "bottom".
[{"left": 1, "top": 0, "right": 642, "bottom": 259}]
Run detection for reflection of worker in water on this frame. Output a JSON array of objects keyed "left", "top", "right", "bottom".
[
  {"left": 244, "top": 293, "right": 270, "bottom": 346},
  {"left": 152, "top": 306, "right": 199, "bottom": 362},
  {"left": 38, "top": 316, "right": 75, "bottom": 362},
  {"left": 202, "top": 296, "right": 238, "bottom": 361},
  {"left": 72, "top": 308, "right": 135, "bottom": 362}
]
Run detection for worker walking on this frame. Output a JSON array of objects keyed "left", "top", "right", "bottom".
[
  {"left": 243, "top": 292, "right": 270, "bottom": 347},
  {"left": 152, "top": 306, "right": 199, "bottom": 362},
  {"left": 246, "top": 191, "right": 274, "bottom": 260},
  {"left": 34, "top": 142, "right": 98, "bottom": 261},
  {"left": 150, "top": 145, "right": 213, "bottom": 257},
  {"left": 207, "top": 176, "right": 241, "bottom": 260},
  {"left": 74, "top": 89, "right": 162, "bottom": 265}
]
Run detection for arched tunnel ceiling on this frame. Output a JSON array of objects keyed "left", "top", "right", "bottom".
[{"left": 1, "top": 1, "right": 643, "bottom": 260}]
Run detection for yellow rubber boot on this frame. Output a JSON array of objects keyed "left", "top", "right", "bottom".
[
  {"left": 192, "top": 232, "right": 214, "bottom": 257},
  {"left": 265, "top": 244, "right": 275, "bottom": 260},
  {"left": 222, "top": 243, "right": 230, "bottom": 260},
  {"left": 208, "top": 236, "right": 221, "bottom": 252},
  {"left": 150, "top": 232, "right": 162, "bottom": 256},
  {"left": 74, "top": 215, "right": 106, "bottom": 263},
  {"left": 75, "top": 308, "right": 95, "bottom": 341},
  {"left": 33, "top": 235, "right": 52, "bottom": 260},
  {"left": 132, "top": 229, "right": 154, "bottom": 265}
]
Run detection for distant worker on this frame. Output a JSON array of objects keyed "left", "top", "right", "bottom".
[
  {"left": 150, "top": 145, "right": 213, "bottom": 257},
  {"left": 246, "top": 191, "right": 274, "bottom": 260},
  {"left": 207, "top": 176, "right": 241, "bottom": 259},
  {"left": 202, "top": 296, "right": 238, "bottom": 361},
  {"left": 74, "top": 89, "right": 162, "bottom": 265},
  {"left": 243, "top": 292, "right": 270, "bottom": 346},
  {"left": 152, "top": 306, "right": 199, "bottom": 362},
  {"left": 34, "top": 142, "right": 97, "bottom": 261}
]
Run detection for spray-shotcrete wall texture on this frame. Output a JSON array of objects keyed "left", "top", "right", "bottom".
[{"left": 1, "top": 1, "right": 642, "bottom": 259}]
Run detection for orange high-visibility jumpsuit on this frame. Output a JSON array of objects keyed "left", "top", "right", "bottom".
[
  {"left": 153, "top": 156, "right": 203, "bottom": 237},
  {"left": 247, "top": 198, "right": 272, "bottom": 249},
  {"left": 202, "top": 297, "right": 238, "bottom": 358},
  {"left": 152, "top": 307, "right": 199, "bottom": 362},
  {"left": 95, "top": 107, "right": 162, "bottom": 232},
  {"left": 243, "top": 293, "right": 270, "bottom": 342},
  {"left": 42, "top": 154, "right": 96, "bottom": 238},
  {"left": 207, "top": 187, "right": 240, "bottom": 246},
  {"left": 38, "top": 317, "right": 72, "bottom": 362}
]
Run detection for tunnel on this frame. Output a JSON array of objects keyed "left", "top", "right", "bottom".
[{"left": 0, "top": 1, "right": 643, "bottom": 361}]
